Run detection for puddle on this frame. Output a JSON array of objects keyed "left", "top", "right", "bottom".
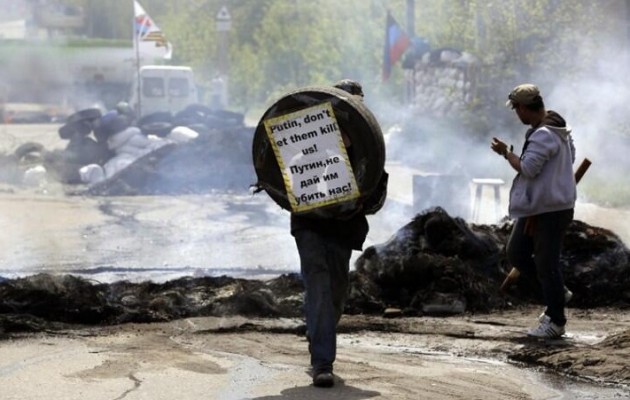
[
  {"left": 531, "top": 368, "right": 630, "bottom": 399},
  {"left": 340, "top": 335, "right": 630, "bottom": 400}
]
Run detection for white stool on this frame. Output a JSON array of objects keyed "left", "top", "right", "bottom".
[{"left": 471, "top": 178, "right": 505, "bottom": 222}]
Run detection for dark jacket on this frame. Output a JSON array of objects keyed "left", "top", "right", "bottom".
[
  {"left": 290, "top": 169, "right": 387, "bottom": 250},
  {"left": 289, "top": 128, "right": 389, "bottom": 251},
  {"left": 290, "top": 212, "right": 369, "bottom": 251}
]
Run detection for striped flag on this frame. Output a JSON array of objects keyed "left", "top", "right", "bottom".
[
  {"left": 134, "top": 0, "right": 172, "bottom": 60},
  {"left": 382, "top": 11, "right": 410, "bottom": 81}
]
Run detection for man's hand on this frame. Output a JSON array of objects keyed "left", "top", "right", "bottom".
[{"left": 491, "top": 137, "right": 511, "bottom": 158}]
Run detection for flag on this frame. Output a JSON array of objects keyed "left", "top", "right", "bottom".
[
  {"left": 133, "top": 0, "right": 172, "bottom": 60},
  {"left": 382, "top": 11, "right": 410, "bottom": 81}
]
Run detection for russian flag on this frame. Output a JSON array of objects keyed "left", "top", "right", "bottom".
[
  {"left": 134, "top": 14, "right": 151, "bottom": 38},
  {"left": 382, "top": 11, "right": 410, "bottom": 81},
  {"left": 133, "top": 0, "right": 172, "bottom": 60}
]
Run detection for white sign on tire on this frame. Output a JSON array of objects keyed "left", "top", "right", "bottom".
[{"left": 263, "top": 102, "right": 360, "bottom": 212}]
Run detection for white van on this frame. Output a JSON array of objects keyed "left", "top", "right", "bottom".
[{"left": 130, "top": 65, "right": 199, "bottom": 118}]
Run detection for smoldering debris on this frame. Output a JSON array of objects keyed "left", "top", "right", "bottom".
[
  {"left": 0, "top": 273, "right": 305, "bottom": 332},
  {"left": 349, "top": 207, "right": 504, "bottom": 315},
  {"left": 350, "top": 207, "right": 630, "bottom": 315},
  {"left": 1, "top": 207, "right": 628, "bottom": 334}
]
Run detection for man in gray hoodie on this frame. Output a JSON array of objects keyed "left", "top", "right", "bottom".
[{"left": 491, "top": 83, "right": 576, "bottom": 338}]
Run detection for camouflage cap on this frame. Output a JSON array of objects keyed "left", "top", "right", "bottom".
[{"left": 506, "top": 83, "right": 541, "bottom": 108}]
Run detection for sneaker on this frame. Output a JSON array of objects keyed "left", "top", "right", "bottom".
[
  {"left": 313, "top": 371, "right": 334, "bottom": 388},
  {"left": 527, "top": 315, "right": 565, "bottom": 338},
  {"left": 538, "top": 288, "right": 573, "bottom": 322},
  {"left": 564, "top": 287, "right": 573, "bottom": 303}
]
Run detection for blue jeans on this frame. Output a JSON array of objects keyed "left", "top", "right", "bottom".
[
  {"left": 506, "top": 209, "right": 573, "bottom": 326},
  {"left": 294, "top": 229, "right": 352, "bottom": 373}
]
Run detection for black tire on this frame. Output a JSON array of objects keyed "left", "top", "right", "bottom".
[
  {"left": 14, "top": 142, "right": 46, "bottom": 160},
  {"left": 65, "top": 108, "right": 102, "bottom": 125},
  {"left": 137, "top": 111, "right": 173, "bottom": 127},
  {"left": 58, "top": 123, "right": 75, "bottom": 140},
  {"left": 58, "top": 120, "right": 92, "bottom": 140},
  {"left": 173, "top": 107, "right": 207, "bottom": 127},
  {"left": 205, "top": 109, "right": 244, "bottom": 128},
  {"left": 141, "top": 121, "right": 174, "bottom": 137},
  {"left": 252, "top": 86, "right": 385, "bottom": 218},
  {"left": 184, "top": 104, "right": 213, "bottom": 116}
]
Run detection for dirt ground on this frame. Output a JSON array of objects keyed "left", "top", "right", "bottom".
[
  {"left": 1, "top": 124, "right": 629, "bottom": 399},
  {"left": 1, "top": 307, "right": 629, "bottom": 400}
]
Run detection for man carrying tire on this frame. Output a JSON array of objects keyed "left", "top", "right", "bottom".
[{"left": 290, "top": 79, "right": 387, "bottom": 387}]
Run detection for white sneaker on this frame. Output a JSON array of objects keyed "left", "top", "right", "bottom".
[
  {"left": 564, "top": 288, "right": 573, "bottom": 303},
  {"left": 527, "top": 315, "right": 565, "bottom": 338},
  {"left": 538, "top": 288, "right": 573, "bottom": 322}
]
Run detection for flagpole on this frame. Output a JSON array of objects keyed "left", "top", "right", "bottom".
[
  {"left": 133, "top": 2, "right": 142, "bottom": 118},
  {"left": 134, "top": 30, "right": 142, "bottom": 117}
]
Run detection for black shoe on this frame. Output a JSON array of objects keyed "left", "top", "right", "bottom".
[{"left": 313, "top": 371, "right": 334, "bottom": 388}]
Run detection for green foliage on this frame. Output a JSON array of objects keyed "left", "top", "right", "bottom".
[
  {"left": 581, "top": 176, "right": 630, "bottom": 208},
  {"left": 156, "top": 0, "right": 402, "bottom": 110},
  {"left": 19, "top": 0, "right": 630, "bottom": 207},
  {"left": 52, "top": 0, "right": 619, "bottom": 113}
]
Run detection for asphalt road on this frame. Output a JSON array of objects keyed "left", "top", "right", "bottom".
[{"left": 0, "top": 124, "right": 627, "bottom": 283}]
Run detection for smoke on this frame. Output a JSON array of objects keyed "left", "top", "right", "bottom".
[
  {"left": 361, "top": 2, "right": 630, "bottom": 247},
  {"left": 3, "top": 1, "right": 630, "bottom": 283},
  {"left": 365, "top": 2, "right": 630, "bottom": 229},
  {"left": 547, "top": 58, "right": 630, "bottom": 174},
  {"left": 365, "top": 92, "right": 510, "bottom": 232}
]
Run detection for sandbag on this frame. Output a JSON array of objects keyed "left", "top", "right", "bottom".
[{"left": 252, "top": 86, "right": 385, "bottom": 218}]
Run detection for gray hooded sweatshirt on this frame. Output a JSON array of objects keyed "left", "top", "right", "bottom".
[{"left": 508, "top": 110, "right": 577, "bottom": 218}]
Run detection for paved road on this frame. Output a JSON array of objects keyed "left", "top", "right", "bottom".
[{"left": 0, "top": 124, "right": 627, "bottom": 283}]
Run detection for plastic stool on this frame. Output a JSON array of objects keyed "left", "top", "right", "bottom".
[{"left": 471, "top": 178, "right": 505, "bottom": 222}]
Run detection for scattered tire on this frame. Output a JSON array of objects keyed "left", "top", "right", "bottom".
[
  {"left": 206, "top": 109, "right": 244, "bottom": 129},
  {"left": 58, "top": 120, "right": 92, "bottom": 140},
  {"left": 183, "top": 104, "right": 213, "bottom": 117},
  {"left": 141, "top": 121, "right": 174, "bottom": 138},
  {"left": 13, "top": 142, "right": 46, "bottom": 161},
  {"left": 65, "top": 108, "right": 102, "bottom": 125},
  {"left": 137, "top": 111, "right": 173, "bottom": 127}
]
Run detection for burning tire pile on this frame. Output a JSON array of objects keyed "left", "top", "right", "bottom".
[{"left": 1, "top": 207, "right": 627, "bottom": 327}]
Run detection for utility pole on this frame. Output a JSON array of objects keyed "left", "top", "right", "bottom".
[
  {"left": 626, "top": 0, "right": 630, "bottom": 64},
  {"left": 475, "top": 1, "right": 485, "bottom": 53},
  {"left": 406, "top": 0, "right": 415, "bottom": 37},
  {"left": 405, "top": 0, "right": 415, "bottom": 105},
  {"left": 214, "top": 5, "right": 231, "bottom": 109},
  {"left": 216, "top": 5, "right": 231, "bottom": 77}
]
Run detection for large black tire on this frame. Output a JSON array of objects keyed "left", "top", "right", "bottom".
[
  {"left": 65, "top": 108, "right": 102, "bottom": 125},
  {"left": 207, "top": 109, "right": 244, "bottom": 128},
  {"left": 60, "top": 108, "right": 102, "bottom": 140},
  {"left": 137, "top": 111, "right": 173, "bottom": 127},
  {"left": 58, "top": 120, "right": 92, "bottom": 140},
  {"left": 173, "top": 106, "right": 208, "bottom": 127},
  {"left": 14, "top": 142, "right": 46, "bottom": 160},
  {"left": 252, "top": 86, "right": 385, "bottom": 218},
  {"left": 141, "top": 121, "right": 174, "bottom": 138}
]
